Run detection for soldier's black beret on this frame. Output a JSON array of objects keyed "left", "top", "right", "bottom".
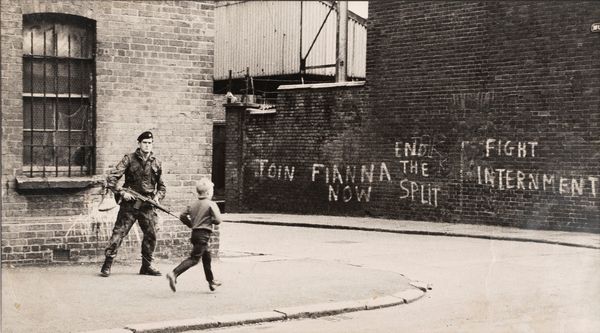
[{"left": 137, "top": 131, "right": 153, "bottom": 142}]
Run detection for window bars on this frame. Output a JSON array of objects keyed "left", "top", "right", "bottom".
[{"left": 22, "top": 14, "right": 96, "bottom": 177}]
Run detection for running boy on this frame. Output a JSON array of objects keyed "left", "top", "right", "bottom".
[{"left": 166, "top": 178, "right": 222, "bottom": 292}]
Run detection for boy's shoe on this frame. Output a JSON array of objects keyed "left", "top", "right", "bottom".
[
  {"left": 166, "top": 272, "right": 177, "bottom": 292},
  {"left": 208, "top": 280, "right": 222, "bottom": 291}
]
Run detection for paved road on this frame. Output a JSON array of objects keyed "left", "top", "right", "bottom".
[{"left": 200, "top": 222, "right": 600, "bottom": 333}]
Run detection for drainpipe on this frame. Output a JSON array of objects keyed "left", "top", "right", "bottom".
[{"left": 335, "top": 1, "right": 348, "bottom": 82}]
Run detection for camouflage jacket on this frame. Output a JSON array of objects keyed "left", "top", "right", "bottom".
[{"left": 106, "top": 148, "right": 166, "bottom": 201}]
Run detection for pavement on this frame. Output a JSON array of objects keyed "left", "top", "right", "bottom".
[{"left": 2, "top": 213, "right": 599, "bottom": 333}]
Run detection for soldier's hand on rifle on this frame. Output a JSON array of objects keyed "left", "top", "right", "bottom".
[{"left": 120, "top": 191, "right": 135, "bottom": 201}]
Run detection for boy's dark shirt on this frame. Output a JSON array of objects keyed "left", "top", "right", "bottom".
[{"left": 180, "top": 197, "right": 222, "bottom": 232}]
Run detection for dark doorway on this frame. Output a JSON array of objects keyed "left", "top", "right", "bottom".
[{"left": 212, "top": 122, "right": 226, "bottom": 211}]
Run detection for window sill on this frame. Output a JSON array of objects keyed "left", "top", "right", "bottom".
[{"left": 16, "top": 175, "right": 104, "bottom": 190}]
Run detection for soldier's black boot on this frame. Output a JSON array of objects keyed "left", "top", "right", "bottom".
[
  {"left": 100, "top": 257, "right": 113, "bottom": 277},
  {"left": 139, "top": 257, "right": 161, "bottom": 276}
]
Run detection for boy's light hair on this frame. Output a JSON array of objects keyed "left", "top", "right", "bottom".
[{"left": 196, "top": 178, "right": 214, "bottom": 198}]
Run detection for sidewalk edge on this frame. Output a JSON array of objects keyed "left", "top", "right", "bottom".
[
  {"left": 113, "top": 287, "right": 426, "bottom": 333},
  {"left": 224, "top": 219, "right": 600, "bottom": 250}
]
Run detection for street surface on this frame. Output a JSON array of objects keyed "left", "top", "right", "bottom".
[{"left": 203, "top": 222, "right": 600, "bottom": 333}]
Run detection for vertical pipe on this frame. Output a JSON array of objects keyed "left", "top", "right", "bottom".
[
  {"left": 81, "top": 35, "right": 87, "bottom": 175},
  {"left": 42, "top": 30, "right": 47, "bottom": 177},
  {"left": 244, "top": 67, "right": 249, "bottom": 104},
  {"left": 335, "top": 1, "right": 348, "bottom": 82},
  {"left": 299, "top": 1, "right": 303, "bottom": 76},
  {"left": 67, "top": 34, "right": 72, "bottom": 176},
  {"left": 54, "top": 25, "right": 59, "bottom": 176},
  {"left": 90, "top": 26, "right": 97, "bottom": 175},
  {"left": 227, "top": 69, "right": 232, "bottom": 103},
  {"left": 29, "top": 31, "right": 34, "bottom": 176}
]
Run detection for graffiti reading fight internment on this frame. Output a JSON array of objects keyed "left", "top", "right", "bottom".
[{"left": 463, "top": 139, "right": 598, "bottom": 197}]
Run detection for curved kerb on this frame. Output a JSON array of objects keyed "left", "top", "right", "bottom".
[{"left": 86, "top": 287, "right": 426, "bottom": 333}]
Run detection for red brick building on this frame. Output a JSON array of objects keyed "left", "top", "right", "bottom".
[
  {"left": 226, "top": 1, "right": 600, "bottom": 232},
  {"left": 1, "top": 0, "right": 216, "bottom": 264}
]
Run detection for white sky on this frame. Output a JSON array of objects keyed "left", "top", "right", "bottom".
[{"left": 348, "top": 1, "right": 368, "bottom": 19}]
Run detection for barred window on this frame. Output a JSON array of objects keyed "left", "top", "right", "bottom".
[{"left": 22, "top": 13, "right": 96, "bottom": 177}]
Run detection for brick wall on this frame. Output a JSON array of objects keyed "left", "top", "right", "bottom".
[
  {"left": 228, "top": 1, "right": 600, "bottom": 232},
  {"left": 1, "top": 0, "right": 217, "bottom": 264},
  {"left": 227, "top": 84, "right": 370, "bottom": 216}
]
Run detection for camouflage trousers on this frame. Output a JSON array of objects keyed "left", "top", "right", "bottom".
[{"left": 105, "top": 202, "right": 158, "bottom": 262}]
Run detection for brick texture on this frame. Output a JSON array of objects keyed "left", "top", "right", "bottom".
[
  {"left": 228, "top": 1, "right": 600, "bottom": 232},
  {"left": 1, "top": 0, "right": 218, "bottom": 265}
]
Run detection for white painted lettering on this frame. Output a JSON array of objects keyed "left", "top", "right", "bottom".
[
  {"left": 399, "top": 160, "right": 409, "bottom": 174},
  {"left": 284, "top": 166, "right": 295, "bottom": 181},
  {"left": 400, "top": 179, "right": 410, "bottom": 199},
  {"left": 343, "top": 186, "right": 353, "bottom": 202},
  {"left": 559, "top": 177, "right": 569, "bottom": 194},
  {"left": 345, "top": 165, "right": 356, "bottom": 183},
  {"left": 328, "top": 185, "right": 338, "bottom": 201},
  {"left": 356, "top": 186, "right": 372, "bottom": 202},
  {"left": 410, "top": 181, "right": 418, "bottom": 201},
  {"left": 503, "top": 141, "right": 514, "bottom": 156},
  {"left": 312, "top": 163, "right": 324, "bottom": 182},
  {"left": 485, "top": 168, "right": 495, "bottom": 187},
  {"left": 405, "top": 141, "right": 417, "bottom": 156},
  {"left": 379, "top": 162, "right": 392, "bottom": 182},
  {"left": 486, "top": 139, "right": 496, "bottom": 157},
  {"left": 571, "top": 178, "right": 584, "bottom": 196},
  {"left": 529, "top": 173, "right": 539, "bottom": 190},
  {"left": 496, "top": 169, "right": 506, "bottom": 189},
  {"left": 506, "top": 169, "right": 514, "bottom": 189},
  {"left": 410, "top": 160, "right": 419, "bottom": 174},
  {"left": 361, "top": 164, "right": 374, "bottom": 183},
  {"left": 395, "top": 142, "right": 403, "bottom": 157},
  {"left": 433, "top": 187, "right": 440, "bottom": 207},
  {"left": 543, "top": 174, "right": 555, "bottom": 191},
  {"left": 332, "top": 165, "right": 344, "bottom": 184},
  {"left": 418, "top": 144, "right": 429, "bottom": 157},
  {"left": 589, "top": 176, "right": 598, "bottom": 197},
  {"left": 257, "top": 159, "right": 269, "bottom": 177},
  {"left": 516, "top": 170, "right": 525, "bottom": 190},
  {"left": 420, "top": 184, "right": 428, "bottom": 204},
  {"left": 518, "top": 142, "right": 527, "bottom": 158},
  {"left": 268, "top": 164, "right": 277, "bottom": 178},
  {"left": 529, "top": 142, "right": 538, "bottom": 157}
]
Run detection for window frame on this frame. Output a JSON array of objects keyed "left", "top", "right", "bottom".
[{"left": 22, "top": 13, "right": 97, "bottom": 178}]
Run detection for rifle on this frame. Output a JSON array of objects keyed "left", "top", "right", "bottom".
[{"left": 121, "top": 188, "right": 183, "bottom": 221}]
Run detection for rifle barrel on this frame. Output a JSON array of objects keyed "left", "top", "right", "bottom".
[{"left": 123, "top": 188, "right": 179, "bottom": 218}]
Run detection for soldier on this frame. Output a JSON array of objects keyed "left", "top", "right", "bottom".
[{"left": 100, "top": 131, "right": 166, "bottom": 277}]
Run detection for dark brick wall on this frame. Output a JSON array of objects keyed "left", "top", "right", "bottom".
[
  {"left": 1, "top": 0, "right": 217, "bottom": 264},
  {"left": 227, "top": 85, "right": 372, "bottom": 216},
  {"left": 229, "top": 1, "right": 600, "bottom": 232}
]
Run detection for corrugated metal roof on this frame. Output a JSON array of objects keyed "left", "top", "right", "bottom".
[{"left": 215, "top": 1, "right": 366, "bottom": 81}]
